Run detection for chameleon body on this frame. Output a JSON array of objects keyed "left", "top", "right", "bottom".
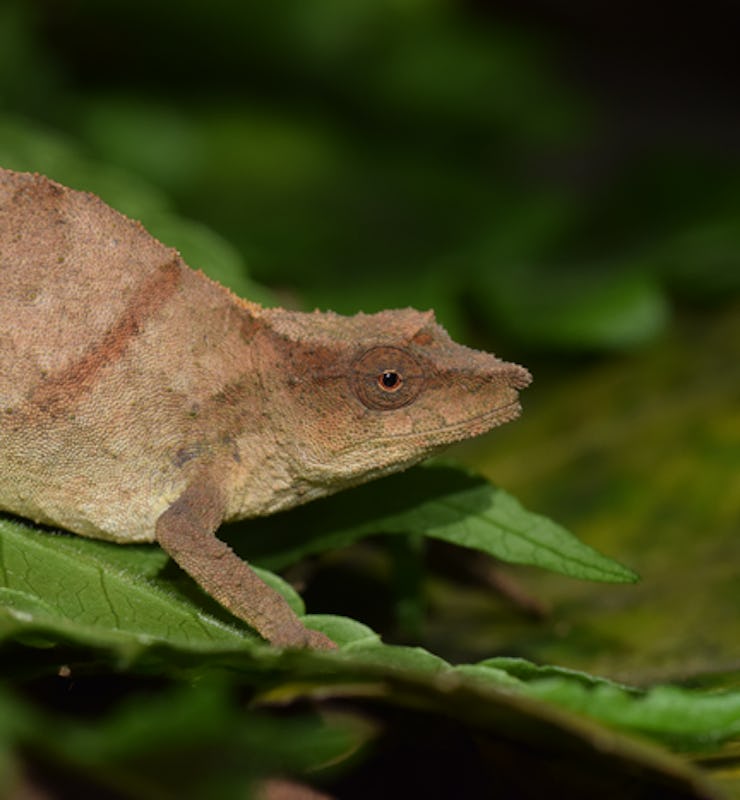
[{"left": 0, "top": 167, "right": 531, "bottom": 647}]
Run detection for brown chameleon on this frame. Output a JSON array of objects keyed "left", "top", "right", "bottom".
[{"left": 0, "top": 167, "right": 531, "bottom": 648}]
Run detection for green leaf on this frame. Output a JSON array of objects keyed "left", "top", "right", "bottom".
[
  {"left": 443, "top": 656, "right": 740, "bottom": 751},
  {"left": 453, "top": 657, "right": 740, "bottom": 750},
  {"left": 529, "top": 681, "right": 740, "bottom": 749},
  {"left": 301, "top": 614, "right": 381, "bottom": 648},
  {"left": 232, "top": 465, "right": 637, "bottom": 584},
  {"left": 0, "top": 517, "right": 263, "bottom": 651},
  {"left": 341, "top": 640, "right": 451, "bottom": 673},
  {"left": 481, "top": 656, "right": 638, "bottom": 692},
  {"left": 0, "top": 465, "right": 633, "bottom": 659},
  {"left": 517, "top": 675, "right": 740, "bottom": 750}
]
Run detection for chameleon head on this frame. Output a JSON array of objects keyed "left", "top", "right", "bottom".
[{"left": 251, "top": 306, "right": 531, "bottom": 508}]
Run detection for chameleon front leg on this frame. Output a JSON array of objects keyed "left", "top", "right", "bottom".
[{"left": 155, "top": 480, "right": 336, "bottom": 649}]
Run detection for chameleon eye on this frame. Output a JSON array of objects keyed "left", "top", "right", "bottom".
[
  {"left": 352, "top": 347, "right": 424, "bottom": 410},
  {"left": 379, "top": 370, "right": 402, "bottom": 391}
]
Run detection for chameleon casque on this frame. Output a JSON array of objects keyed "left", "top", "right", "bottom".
[{"left": 0, "top": 167, "right": 531, "bottom": 648}]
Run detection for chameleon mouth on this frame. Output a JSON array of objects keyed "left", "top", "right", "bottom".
[
  {"left": 387, "top": 397, "right": 523, "bottom": 445},
  {"left": 333, "top": 398, "right": 523, "bottom": 458}
]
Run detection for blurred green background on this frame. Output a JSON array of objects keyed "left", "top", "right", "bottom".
[
  {"left": 1, "top": 1, "right": 740, "bottom": 795},
  {"left": 3, "top": 0, "right": 738, "bottom": 347}
]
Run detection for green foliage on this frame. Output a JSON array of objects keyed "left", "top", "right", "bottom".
[
  {"left": 0, "top": 465, "right": 632, "bottom": 657},
  {"left": 0, "top": 460, "right": 724, "bottom": 795},
  {"left": 231, "top": 464, "right": 637, "bottom": 583}
]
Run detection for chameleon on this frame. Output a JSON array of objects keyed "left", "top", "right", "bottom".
[{"left": 0, "top": 167, "right": 531, "bottom": 649}]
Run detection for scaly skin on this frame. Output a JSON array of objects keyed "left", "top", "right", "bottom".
[{"left": 0, "top": 167, "right": 531, "bottom": 648}]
